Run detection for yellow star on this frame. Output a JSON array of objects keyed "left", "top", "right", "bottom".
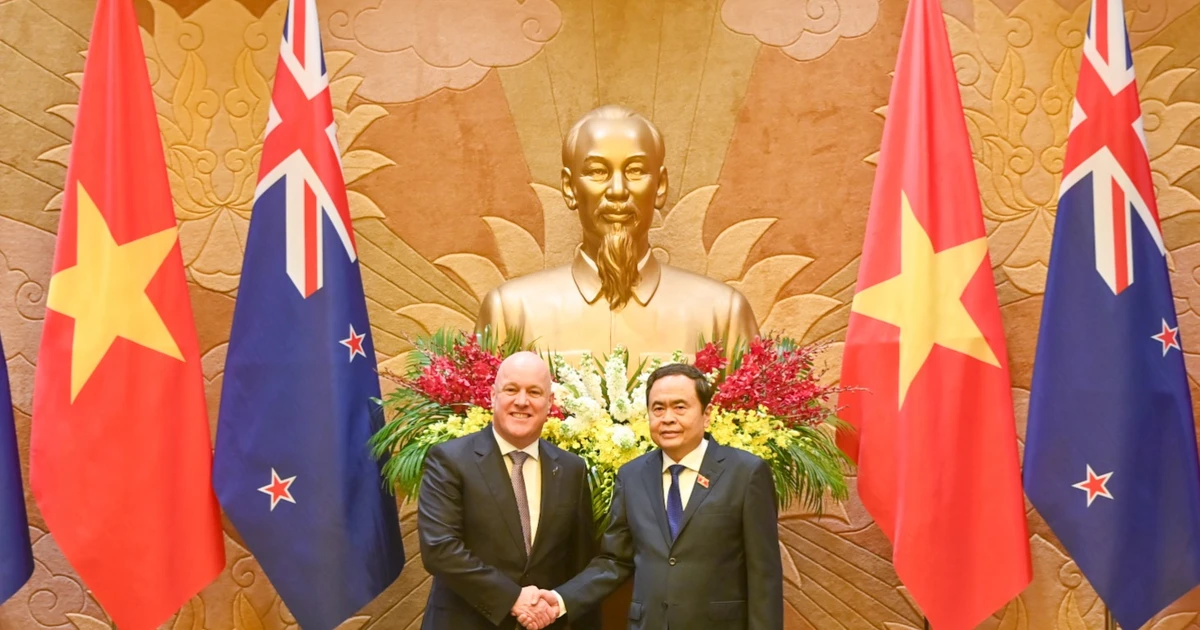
[
  {"left": 851, "top": 191, "right": 1000, "bottom": 407},
  {"left": 47, "top": 182, "right": 184, "bottom": 402}
]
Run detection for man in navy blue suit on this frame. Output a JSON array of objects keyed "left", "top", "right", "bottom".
[{"left": 528, "top": 363, "right": 784, "bottom": 630}]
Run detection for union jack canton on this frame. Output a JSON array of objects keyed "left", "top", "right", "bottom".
[
  {"left": 213, "top": 0, "right": 406, "bottom": 627},
  {"left": 1023, "top": 0, "right": 1200, "bottom": 627}
]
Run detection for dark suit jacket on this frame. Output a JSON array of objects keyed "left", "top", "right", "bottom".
[
  {"left": 557, "top": 441, "right": 784, "bottom": 630},
  {"left": 418, "top": 426, "right": 599, "bottom": 630}
]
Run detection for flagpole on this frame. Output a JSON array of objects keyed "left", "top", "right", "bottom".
[
  {"left": 1105, "top": 608, "right": 1118, "bottom": 630},
  {"left": 923, "top": 617, "right": 930, "bottom": 630}
]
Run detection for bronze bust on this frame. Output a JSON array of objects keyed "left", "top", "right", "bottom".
[{"left": 476, "top": 105, "right": 759, "bottom": 362}]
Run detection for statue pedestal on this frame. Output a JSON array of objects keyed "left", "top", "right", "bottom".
[{"left": 599, "top": 580, "right": 633, "bottom": 629}]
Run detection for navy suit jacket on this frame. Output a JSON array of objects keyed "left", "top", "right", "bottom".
[{"left": 557, "top": 441, "right": 784, "bottom": 630}]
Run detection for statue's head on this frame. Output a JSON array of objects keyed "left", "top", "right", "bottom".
[{"left": 561, "top": 105, "right": 668, "bottom": 309}]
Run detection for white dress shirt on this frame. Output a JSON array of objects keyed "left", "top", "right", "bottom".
[
  {"left": 663, "top": 438, "right": 709, "bottom": 510},
  {"left": 493, "top": 427, "right": 542, "bottom": 545}
]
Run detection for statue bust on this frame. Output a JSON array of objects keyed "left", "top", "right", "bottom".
[{"left": 475, "top": 105, "right": 759, "bottom": 361}]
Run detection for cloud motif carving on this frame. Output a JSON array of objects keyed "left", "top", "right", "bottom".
[
  {"left": 721, "top": 0, "right": 880, "bottom": 61},
  {"left": 325, "top": 0, "right": 562, "bottom": 103}
]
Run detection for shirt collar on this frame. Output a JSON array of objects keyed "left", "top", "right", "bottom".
[
  {"left": 663, "top": 438, "right": 708, "bottom": 473},
  {"left": 492, "top": 426, "right": 540, "bottom": 461},
  {"left": 571, "top": 245, "right": 662, "bottom": 306}
]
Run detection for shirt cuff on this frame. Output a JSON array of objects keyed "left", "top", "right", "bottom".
[{"left": 553, "top": 590, "right": 567, "bottom": 618}]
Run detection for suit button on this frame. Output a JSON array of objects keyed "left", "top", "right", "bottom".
[{"left": 669, "top": 557, "right": 677, "bottom": 566}]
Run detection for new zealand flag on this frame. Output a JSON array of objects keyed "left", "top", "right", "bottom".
[
  {"left": 1023, "top": 0, "right": 1200, "bottom": 628},
  {"left": 1, "top": 333, "right": 32, "bottom": 604},
  {"left": 212, "top": 0, "right": 404, "bottom": 626}
]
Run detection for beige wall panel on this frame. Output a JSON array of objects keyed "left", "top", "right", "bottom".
[
  {"left": 352, "top": 72, "right": 545, "bottom": 267},
  {"left": 592, "top": 0, "right": 664, "bottom": 122},
  {"left": 664, "top": 0, "right": 760, "bottom": 207},
  {"left": 498, "top": 0, "right": 598, "bottom": 187},
  {"left": 498, "top": 53, "right": 571, "bottom": 188}
]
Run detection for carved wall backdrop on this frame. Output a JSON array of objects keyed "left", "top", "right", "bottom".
[{"left": 2, "top": 0, "right": 1200, "bottom": 627}]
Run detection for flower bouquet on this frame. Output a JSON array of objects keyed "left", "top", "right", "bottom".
[{"left": 370, "top": 328, "right": 852, "bottom": 528}]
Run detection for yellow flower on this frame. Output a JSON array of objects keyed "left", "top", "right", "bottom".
[{"left": 464, "top": 407, "right": 493, "bottom": 432}]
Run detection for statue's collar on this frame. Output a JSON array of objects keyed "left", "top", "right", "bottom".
[{"left": 571, "top": 245, "right": 662, "bottom": 306}]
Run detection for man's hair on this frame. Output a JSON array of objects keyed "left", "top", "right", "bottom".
[
  {"left": 645, "top": 363, "right": 714, "bottom": 408},
  {"left": 562, "top": 104, "right": 665, "bottom": 166}
]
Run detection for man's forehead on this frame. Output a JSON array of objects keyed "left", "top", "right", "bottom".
[
  {"left": 496, "top": 375, "right": 548, "bottom": 387},
  {"left": 649, "top": 375, "right": 699, "bottom": 401},
  {"left": 576, "top": 118, "right": 656, "bottom": 153},
  {"left": 495, "top": 360, "right": 550, "bottom": 387}
]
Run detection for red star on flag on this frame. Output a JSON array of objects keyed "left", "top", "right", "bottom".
[
  {"left": 258, "top": 468, "right": 296, "bottom": 511},
  {"left": 339, "top": 324, "right": 366, "bottom": 361},
  {"left": 1072, "top": 465, "right": 1114, "bottom": 507},
  {"left": 1151, "top": 319, "right": 1181, "bottom": 357}
]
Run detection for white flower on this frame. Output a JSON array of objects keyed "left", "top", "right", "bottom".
[
  {"left": 554, "top": 361, "right": 589, "bottom": 403},
  {"left": 610, "top": 397, "right": 633, "bottom": 422},
  {"left": 628, "top": 357, "right": 659, "bottom": 417},
  {"left": 562, "top": 415, "right": 586, "bottom": 435},
  {"left": 609, "top": 424, "right": 636, "bottom": 449},
  {"left": 641, "top": 357, "right": 663, "bottom": 382},
  {"left": 579, "top": 354, "right": 606, "bottom": 404},
  {"left": 629, "top": 384, "right": 648, "bottom": 417},
  {"left": 605, "top": 351, "right": 631, "bottom": 421},
  {"left": 573, "top": 397, "right": 606, "bottom": 425}
]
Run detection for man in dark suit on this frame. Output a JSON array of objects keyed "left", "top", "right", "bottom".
[
  {"left": 528, "top": 363, "right": 784, "bottom": 630},
  {"left": 418, "top": 351, "right": 599, "bottom": 630}
]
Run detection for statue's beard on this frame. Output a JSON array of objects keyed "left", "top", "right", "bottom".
[{"left": 596, "top": 222, "right": 641, "bottom": 311}]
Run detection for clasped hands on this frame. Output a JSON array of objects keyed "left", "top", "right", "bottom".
[{"left": 511, "top": 585, "right": 559, "bottom": 629}]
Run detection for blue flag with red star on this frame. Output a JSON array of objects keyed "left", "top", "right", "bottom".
[
  {"left": 1, "top": 333, "right": 33, "bottom": 605},
  {"left": 1023, "top": 0, "right": 1200, "bottom": 628},
  {"left": 212, "top": 0, "right": 404, "bottom": 626}
]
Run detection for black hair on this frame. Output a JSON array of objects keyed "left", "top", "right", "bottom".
[{"left": 644, "top": 363, "right": 714, "bottom": 408}]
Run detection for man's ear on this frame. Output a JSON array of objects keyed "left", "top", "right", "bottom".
[
  {"left": 655, "top": 166, "right": 668, "bottom": 210},
  {"left": 561, "top": 167, "right": 577, "bottom": 210},
  {"left": 702, "top": 403, "right": 713, "bottom": 427}
]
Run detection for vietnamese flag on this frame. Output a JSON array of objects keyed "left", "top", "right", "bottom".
[
  {"left": 836, "top": 0, "right": 1031, "bottom": 627},
  {"left": 29, "top": 0, "right": 225, "bottom": 626}
]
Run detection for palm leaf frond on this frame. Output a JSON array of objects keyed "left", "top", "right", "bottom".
[{"left": 769, "top": 422, "right": 853, "bottom": 513}]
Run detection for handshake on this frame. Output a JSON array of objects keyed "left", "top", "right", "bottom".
[{"left": 510, "top": 585, "right": 562, "bottom": 629}]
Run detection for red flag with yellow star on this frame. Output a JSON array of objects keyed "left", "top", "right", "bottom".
[
  {"left": 836, "top": 0, "right": 1031, "bottom": 627},
  {"left": 30, "top": 0, "right": 224, "bottom": 626}
]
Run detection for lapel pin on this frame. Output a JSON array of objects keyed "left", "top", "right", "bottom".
[
  {"left": 552, "top": 466, "right": 560, "bottom": 476},
  {"left": 697, "top": 475, "right": 710, "bottom": 489}
]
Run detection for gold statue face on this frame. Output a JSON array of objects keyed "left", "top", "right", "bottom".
[{"left": 561, "top": 114, "right": 668, "bottom": 259}]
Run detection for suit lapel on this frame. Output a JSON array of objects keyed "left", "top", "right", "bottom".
[
  {"left": 673, "top": 442, "right": 727, "bottom": 546},
  {"left": 473, "top": 428, "right": 528, "bottom": 561},
  {"left": 527, "top": 441, "right": 561, "bottom": 566},
  {"left": 642, "top": 450, "right": 672, "bottom": 548}
]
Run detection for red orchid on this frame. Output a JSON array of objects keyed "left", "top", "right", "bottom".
[
  {"left": 406, "top": 337, "right": 503, "bottom": 411},
  {"left": 703, "top": 337, "right": 840, "bottom": 428}
]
